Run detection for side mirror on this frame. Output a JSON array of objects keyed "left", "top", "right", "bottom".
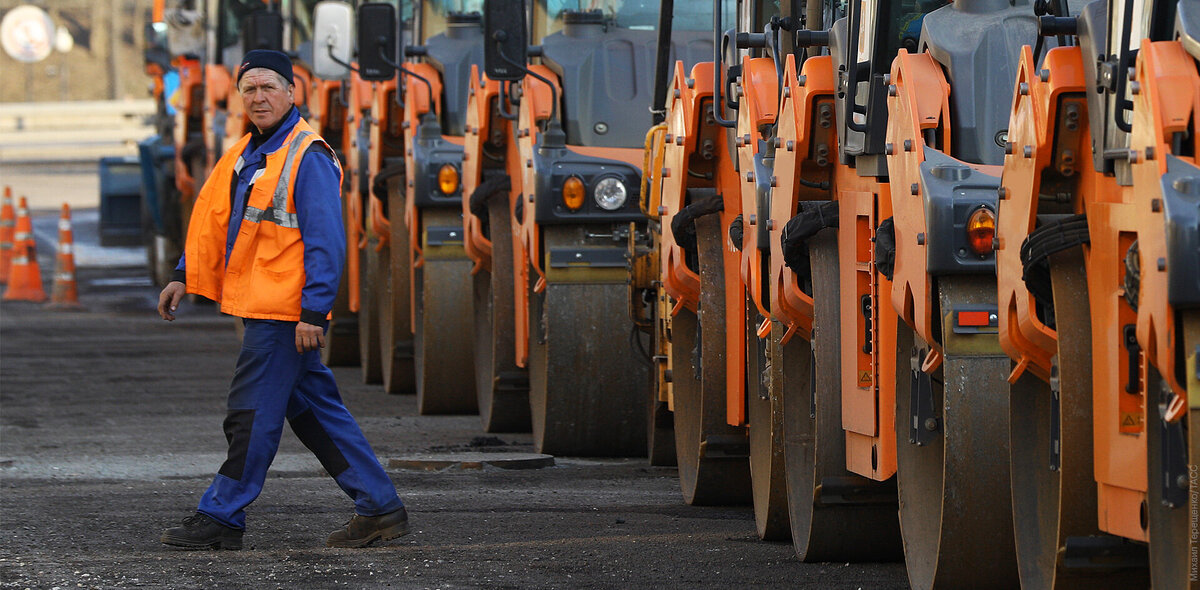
[
  {"left": 356, "top": 2, "right": 398, "bottom": 81},
  {"left": 313, "top": 0, "right": 354, "bottom": 80},
  {"left": 242, "top": 10, "right": 283, "bottom": 52},
  {"left": 145, "top": 21, "right": 168, "bottom": 52},
  {"left": 164, "top": 7, "right": 205, "bottom": 58},
  {"left": 483, "top": 0, "right": 527, "bottom": 81},
  {"left": 143, "top": 21, "right": 170, "bottom": 68}
]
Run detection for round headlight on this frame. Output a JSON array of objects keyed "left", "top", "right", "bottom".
[{"left": 593, "top": 177, "right": 627, "bottom": 211}]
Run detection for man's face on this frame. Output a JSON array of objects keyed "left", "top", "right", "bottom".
[{"left": 239, "top": 68, "right": 294, "bottom": 132}]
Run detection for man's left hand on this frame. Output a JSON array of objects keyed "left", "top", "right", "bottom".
[{"left": 295, "top": 321, "right": 326, "bottom": 354}]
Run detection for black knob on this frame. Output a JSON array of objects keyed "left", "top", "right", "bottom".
[{"left": 1039, "top": 16, "right": 1077, "bottom": 36}]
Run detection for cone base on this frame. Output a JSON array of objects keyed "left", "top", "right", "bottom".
[
  {"left": 4, "top": 291, "right": 48, "bottom": 303},
  {"left": 45, "top": 301, "right": 84, "bottom": 310}
]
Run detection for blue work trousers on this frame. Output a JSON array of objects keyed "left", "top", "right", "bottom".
[{"left": 197, "top": 319, "right": 403, "bottom": 530}]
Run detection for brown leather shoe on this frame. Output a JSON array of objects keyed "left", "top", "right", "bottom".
[{"left": 326, "top": 507, "right": 409, "bottom": 548}]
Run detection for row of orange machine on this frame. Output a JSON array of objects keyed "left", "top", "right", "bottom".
[{"left": 139, "top": 0, "right": 1199, "bottom": 587}]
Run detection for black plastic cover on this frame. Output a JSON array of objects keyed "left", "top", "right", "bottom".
[
  {"left": 469, "top": 173, "right": 511, "bottom": 220},
  {"left": 531, "top": 138, "right": 644, "bottom": 225},
  {"left": 1019, "top": 214, "right": 1089, "bottom": 308},
  {"left": 423, "top": 14, "right": 484, "bottom": 136},
  {"left": 875, "top": 217, "right": 895, "bottom": 280},
  {"left": 828, "top": 17, "right": 866, "bottom": 161},
  {"left": 753, "top": 149, "right": 773, "bottom": 251},
  {"left": 540, "top": 25, "right": 711, "bottom": 147},
  {"left": 918, "top": 147, "right": 999, "bottom": 275},
  {"left": 670, "top": 191, "right": 724, "bottom": 254},
  {"left": 372, "top": 157, "right": 406, "bottom": 209},
  {"left": 1179, "top": 0, "right": 1200, "bottom": 62},
  {"left": 548, "top": 247, "right": 626, "bottom": 268},
  {"left": 426, "top": 225, "right": 465, "bottom": 245},
  {"left": 411, "top": 119, "right": 465, "bottom": 209},
  {"left": 482, "top": 0, "right": 526, "bottom": 81},
  {"left": 1075, "top": 1, "right": 1109, "bottom": 174},
  {"left": 242, "top": 11, "right": 283, "bottom": 52},
  {"left": 920, "top": 3, "right": 1040, "bottom": 166},
  {"left": 357, "top": 3, "right": 397, "bottom": 82},
  {"left": 781, "top": 200, "right": 839, "bottom": 278},
  {"left": 355, "top": 116, "right": 371, "bottom": 205},
  {"left": 1160, "top": 154, "right": 1200, "bottom": 308},
  {"left": 729, "top": 214, "right": 744, "bottom": 251}
]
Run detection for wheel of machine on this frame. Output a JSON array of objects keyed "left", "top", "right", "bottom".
[
  {"left": 146, "top": 235, "right": 160, "bottom": 286},
  {"left": 646, "top": 231, "right": 675, "bottom": 467},
  {"left": 670, "top": 215, "right": 751, "bottom": 503},
  {"left": 784, "top": 230, "right": 902, "bottom": 561},
  {"left": 526, "top": 269, "right": 550, "bottom": 439},
  {"left": 183, "top": 152, "right": 203, "bottom": 239},
  {"left": 152, "top": 238, "right": 180, "bottom": 289},
  {"left": 1146, "top": 368, "right": 1192, "bottom": 590},
  {"left": 142, "top": 180, "right": 160, "bottom": 285},
  {"left": 1146, "top": 312, "right": 1199, "bottom": 590},
  {"left": 528, "top": 280, "right": 649, "bottom": 455},
  {"left": 526, "top": 226, "right": 649, "bottom": 456},
  {"left": 748, "top": 301, "right": 791, "bottom": 541},
  {"left": 149, "top": 165, "right": 181, "bottom": 287},
  {"left": 322, "top": 268, "right": 361, "bottom": 367},
  {"left": 1009, "top": 250, "right": 1147, "bottom": 589},
  {"left": 647, "top": 330, "right": 677, "bottom": 467},
  {"left": 472, "top": 196, "right": 530, "bottom": 431},
  {"left": 379, "top": 182, "right": 415, "bottom": 394},
  {"left": 648, "top": 400, "right": 677, "bottom": 466},
  {"left": 895, "top": 276, "right": 1019, "bottom": 590},
  {"left": 322, "top": 187, "right": 361, "bottom": 368},
  {"left": 414, "top": 208, "right": 477, "bottom": 415},
  {"left": 358, "top": 231, "right": 384, "bottom": 384}
]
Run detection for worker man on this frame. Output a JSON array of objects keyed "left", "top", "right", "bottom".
[{"left": 156, "top": 49, "right": 407, "bottom": 550}]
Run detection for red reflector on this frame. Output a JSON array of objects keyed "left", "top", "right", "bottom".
[{"left": 958, "top": 311, "right": 991, "bottom": 327}]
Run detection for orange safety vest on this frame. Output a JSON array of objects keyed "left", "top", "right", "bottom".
[{"left": 184, "top": 118, "right": 340, "bottom": 321}]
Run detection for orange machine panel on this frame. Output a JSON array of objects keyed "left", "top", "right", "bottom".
[
  {"left": 768, "top": 54, "right": 836, "bottom": 343},
  {"left": 996, "top": 45, "right": 1087, "bottom": 384},
  {"left": 461, "top": 67, "right": 501, "bottom": 271}
]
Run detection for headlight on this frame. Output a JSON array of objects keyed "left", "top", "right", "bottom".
[
  {"left": 966, "top": 206, "right": 995, "bottom": 255},
  {"left": 562, "top": 176, "right": 585, "bottom": 210},
  {"left": 438, "top": 164, "right": 459, "bottom": 195},
  {"left": 593, "top": 177, "right": 627, "bottom": 211}
]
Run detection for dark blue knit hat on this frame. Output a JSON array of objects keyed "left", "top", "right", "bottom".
[{"left": 237, "top": 49, "right": 294, "bottom": 86}]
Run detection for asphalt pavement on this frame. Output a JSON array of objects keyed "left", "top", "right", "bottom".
[{"left": 0, "top": 178, "right": 908, "bottom": 589}]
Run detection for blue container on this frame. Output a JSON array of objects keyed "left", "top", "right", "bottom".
[
  {"left": 98, "top": 155, "right": 143, "bottom": 247},
  {"left": 137, "top": 136, "right": 175, "bottom": 235}
]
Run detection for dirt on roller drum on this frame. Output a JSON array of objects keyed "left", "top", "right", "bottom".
[{"left": 0, "top": 265, "right": 907, "bottom": 589}]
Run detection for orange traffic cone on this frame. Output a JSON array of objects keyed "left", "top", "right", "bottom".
[
  {"left": 3, "top": 197, "right": 47, "bottom": 302},
  {"left": 48, "top": 203, "right": 81, "bottom": 309},
  {"left": 0, "top": 186, "right": 14, "bottom": 284}
]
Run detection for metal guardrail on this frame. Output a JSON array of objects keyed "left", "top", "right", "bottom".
[{"left": 0, "top": 100, "right": 156, "bottom": 164}]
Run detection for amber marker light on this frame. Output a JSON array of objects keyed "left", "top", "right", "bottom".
[
  {"left": 438, "top": 164, "right": 459, "bottom": 194},
  {"left": 966, "top": 207, "right": 996, "bottom": 255},
  {"left": 562, "top": 176, "right": 585, "bottom": 210}
]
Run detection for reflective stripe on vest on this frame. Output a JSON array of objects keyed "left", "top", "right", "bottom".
[{"left": 242, "top": 129, "right": 311, "bottom": 230}]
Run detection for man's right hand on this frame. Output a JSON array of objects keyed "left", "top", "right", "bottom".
[{"left": 158, "top": 281, "right": 186, "bottom": 321}]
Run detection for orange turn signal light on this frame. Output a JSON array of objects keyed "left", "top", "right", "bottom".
[
  {"left": 966, "top": 207, "right": 996, "bottom": 255},
  {"left": 438, "top": 164, "right": 459, "bottom": 194},
  {"left": 562, "top": 176, "right": 585, "bottom": 210}
]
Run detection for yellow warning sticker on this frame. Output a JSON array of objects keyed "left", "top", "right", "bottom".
[
  {"left": 1119, "top": 412, "right": 1143, "bottom": 431},
  {"left": 857, "top": 370, "right": 873, "bottom": 387}
]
